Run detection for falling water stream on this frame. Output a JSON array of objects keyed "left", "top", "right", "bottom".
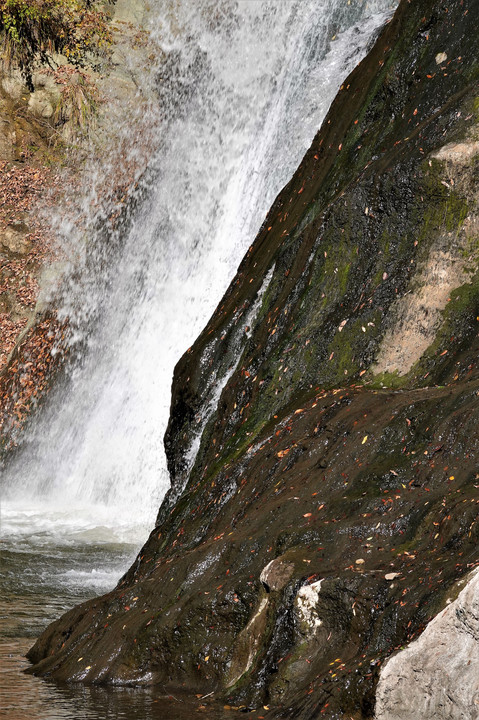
[{"left": 1, "top": 2, "right": 396, "bottom": 717}]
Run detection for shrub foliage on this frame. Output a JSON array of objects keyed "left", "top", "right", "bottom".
[{"left": 0, "top": 0, "right": 114, "bottom": 89}]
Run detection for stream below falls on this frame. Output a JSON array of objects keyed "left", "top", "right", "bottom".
[{"left": 0, "top": 507, "right": 254, "bottom": 718}]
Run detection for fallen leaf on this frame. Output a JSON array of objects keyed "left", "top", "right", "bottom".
[{"left": 385, "top": 573, "right": 400, "bottom": 581}]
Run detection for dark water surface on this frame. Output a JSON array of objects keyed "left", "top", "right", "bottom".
[
  {"left": 0, "top": 529, "right": 242, "bottom": 720},
  {"left": 1, "top": 636, "right": 241, "bottom": 719}
]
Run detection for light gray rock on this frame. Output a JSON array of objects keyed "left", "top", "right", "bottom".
[
  {"left": 0, "top": 225, "right": 31, "bottom": 255},
  {"left": 28, "top": 90, "right": 55, "bottom": 119},
  {"left": 260, "top": 557, "right": 295, "bottom": 591},
  {"left": 295, "top": 580, "right": 323, "bottom": 636},
  {"left": 1, "top": 74, "right": 24, "bottom": 101},
  {"left": 111, "top": 0, "right": 149, "bottom": 25},
  {"left": 375, "top": 569, "right": 479, "bottom": 719}
]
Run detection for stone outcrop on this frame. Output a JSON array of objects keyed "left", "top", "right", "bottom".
[
  {"left": 25, "top": 0, "right": 479, "bottom": 718},
  {"left": 375, "top": 569, "right": 479, "bottom": 719}
]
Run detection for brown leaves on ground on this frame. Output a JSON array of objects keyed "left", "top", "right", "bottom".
[
  {"left": 0, "top": 314, "right": 68, "bottom": 443},
  {"left": 0, "top": 161, "right": 49, "bottom": 225},
  {"left": 0, "top": 160, "right": 60, "bottom": 372},
  {"left": 0, "top": 314, "right": 28, "bottom": 369},
  {"left": 0, "top": 157, "right": 65, "bottom": 441}
]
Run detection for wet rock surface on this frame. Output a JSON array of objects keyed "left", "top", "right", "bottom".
[
  {"left": 27, "top": 381, "right": 479, "bottom": 717},
  {"left": 27, "top": 0, "right": 479, "bottom": 717}
]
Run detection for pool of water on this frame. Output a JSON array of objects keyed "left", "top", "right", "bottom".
[{"left": 0, "top": 507, "right": 241, "bottom": 719}]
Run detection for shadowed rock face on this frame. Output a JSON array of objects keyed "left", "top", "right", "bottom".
[{"left": 27, "top": 0, "right": 479, "bottom": 717}]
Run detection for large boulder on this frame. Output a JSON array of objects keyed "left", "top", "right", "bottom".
[{"left": 375, "top": 570, "right": 479, "bottom": 719}]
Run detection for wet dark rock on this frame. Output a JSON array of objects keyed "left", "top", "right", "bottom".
[{"left": 27, "top": 0, "right": 479, "bottom": 717}]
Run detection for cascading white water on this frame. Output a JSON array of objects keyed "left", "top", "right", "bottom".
[{"left": 2, "top": 0, "right": 397, "bottom": 545}]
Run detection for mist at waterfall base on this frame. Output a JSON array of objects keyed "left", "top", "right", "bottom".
[{"left": 1, "top": 2, "right": 395, "bottom": 718}]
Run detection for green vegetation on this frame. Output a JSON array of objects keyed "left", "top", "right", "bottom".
[
  {"left": 368, "top": 370, "right": 406, "bottom": 389},
  {"left": 51, "top": 65, "right": 99, "bottom": 131},
  {"left": 473, "top": 96, "right": 479, "bottom": 121},
  {"left": 0, "top": 0, "right": 114, "bottom": 90}
]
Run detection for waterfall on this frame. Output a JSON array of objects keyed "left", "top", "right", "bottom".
[{"left": 2, "top": 0, "right": 396, "bottom": 543}]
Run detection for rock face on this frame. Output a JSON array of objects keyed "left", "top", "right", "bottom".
[
  {"left": 26, "top": 0, "right": 479, "bottom": 717},
  {"left": 375, "top": 569, "right": 479, "bottom": 719}
]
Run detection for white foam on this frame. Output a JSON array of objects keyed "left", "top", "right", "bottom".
[{"left": 1, "top": 501, "right": 146, "bottom": 546}]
